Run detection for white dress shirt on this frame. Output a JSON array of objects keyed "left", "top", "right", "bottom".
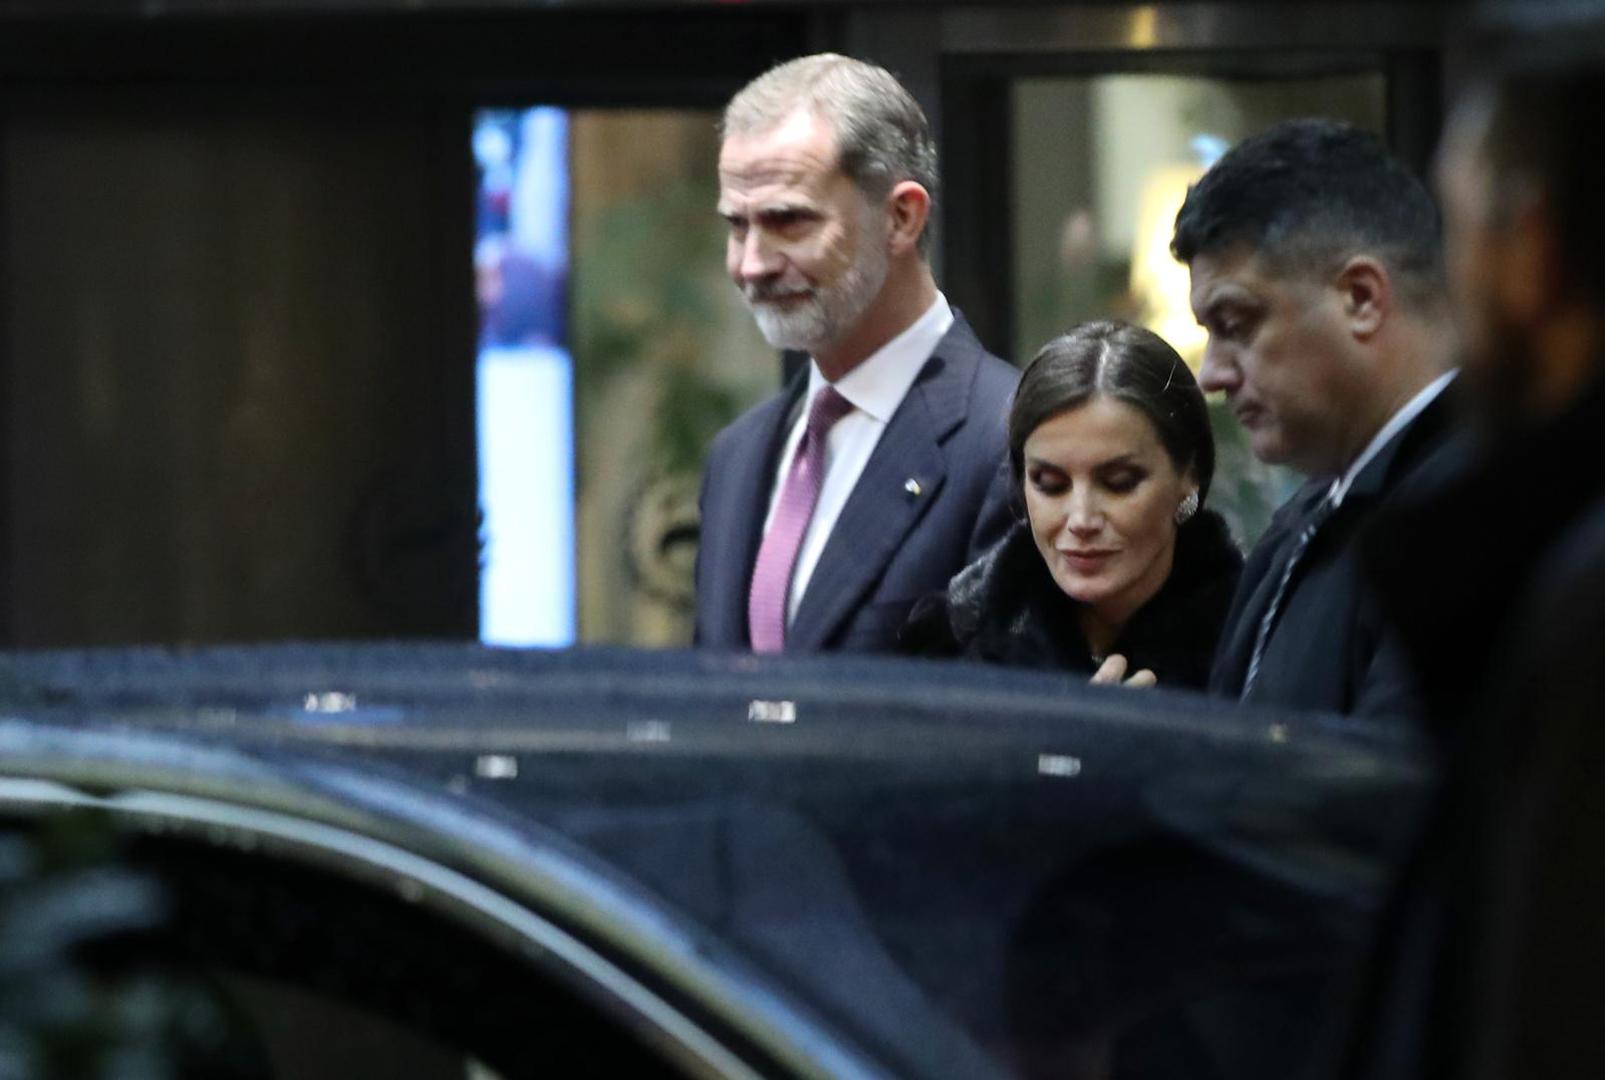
[
  {"left": 1328, "top": 370, "right": 1456, "bottom": 508},
  {"left": 762, "top": 292, "right": 955, "bottom": 624}
]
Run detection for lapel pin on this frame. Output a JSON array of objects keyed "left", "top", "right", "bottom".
[{"left": 904, "top": 478, "right": 923, "bottom": 497}]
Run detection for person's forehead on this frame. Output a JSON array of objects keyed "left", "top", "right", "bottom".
[
  {"left": 1437, "top": 93, "right": 1495, "bottom": 167},
  {"left": 1189, "top": 245, "right": 1277, "bottom": 308},
  {"left": 718, "top": 110, "right": 841, "bottom": 190},
  {"left": 1027, "top": 397, "right": 1165, "bottom": 458},
  {"left": 1434, "top": 104, "right": 1497, "bottom": 213}
]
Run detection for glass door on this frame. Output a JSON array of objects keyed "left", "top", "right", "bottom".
[
  {"left": 471, "top": 106, "right": 774, "bottom": 648},
  {"left": 1007, "top": 70, "right": 1387, "bottom": 543}
]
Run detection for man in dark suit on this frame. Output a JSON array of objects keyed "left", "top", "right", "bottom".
[
  {"left": 1170, "top": 120, "right": 1458, "bottom": 716},
  {"left": 695, "top": 54, "right": 1016, "bottom": 653},
  {"left": 1339, "top": 28, "right": 1605, "bottom": 1078}
]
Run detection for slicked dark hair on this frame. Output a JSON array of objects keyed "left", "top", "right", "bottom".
[
  {"left": 1460, "top": 26, "right": 1605, "bottom": 299},
  {"left": 1010, "top": 321, "right": 1215, "bottom": 502},
  {"left": 1171, "top": 119, "right": 1444, "bottom": 309}
]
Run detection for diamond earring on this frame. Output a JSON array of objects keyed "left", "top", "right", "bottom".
[{"left": 1175, "top": 491, "right": 1199, "bottom": 525}]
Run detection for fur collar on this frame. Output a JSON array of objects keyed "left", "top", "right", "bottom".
[{"left": 923, "top": 509, "right": 1243, "bottom": 687}]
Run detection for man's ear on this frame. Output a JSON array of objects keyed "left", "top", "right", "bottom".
[
  {"left": 1335, "top": 256, "right": 1392, "bottom": 340},
  {"left": 886, "top": 180, "right": 931, "bottom": 256}
]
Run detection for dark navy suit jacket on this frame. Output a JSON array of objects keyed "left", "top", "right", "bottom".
[
  {"left": 1208, "top": 388, "right": 1455, "bottom": 717},
  {"left": 694, "top": 312, "right": 1018, "bottom": 653}
]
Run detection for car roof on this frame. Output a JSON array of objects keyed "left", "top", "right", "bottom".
[{"left": 0, "top": 644, "right": 1428, "bottom": 1079}]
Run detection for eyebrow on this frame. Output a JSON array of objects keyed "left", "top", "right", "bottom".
[
  {"left": 728, "top": 199, "right": 818, "bottom": 217},
  {"left": 1026, "top": 453, "right": 1144, "bottom": 470},
  {"left": 1209, "top": 283, "right": 1261, "bottom": 309},
  {"left": 1195, "top": 293, "right": 1254, "bottom": 326}
]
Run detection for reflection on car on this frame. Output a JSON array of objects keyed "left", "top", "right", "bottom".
[{"left": 0, "top": 645, "right": 1428, "bottom": 1079}]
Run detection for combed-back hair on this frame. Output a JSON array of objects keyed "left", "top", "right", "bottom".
[
  {"left": 722, "top": 53, "right": 939, "bottom": 255},
  {"left": 1010, "top": 321, "right": 1216, "bottom": 502},
  {"left": 1170, "top": 118, "right": 1444, "bottom": 310}
]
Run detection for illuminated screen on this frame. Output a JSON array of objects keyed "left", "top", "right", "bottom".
[{"left": 472, "top": 107, "right": 576, "bottom": 647}]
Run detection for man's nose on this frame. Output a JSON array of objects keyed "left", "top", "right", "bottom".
[
  {"left": 1198, "top": 342, "right": 1239, "bottom": 394},
  {"left": 734, "top": 230, "right": 782, "bottom": 283}
]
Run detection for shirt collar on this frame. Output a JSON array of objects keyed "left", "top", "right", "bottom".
[
  {"left": 1328, "top": 370, "right": 1457, "bottom": 507},
  {"left": 806, "top": 292, "right": 954, "bottom": 423}
]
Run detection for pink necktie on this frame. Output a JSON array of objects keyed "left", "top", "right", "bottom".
[{"left": 747, "top": 385, "right": 855, "bottom": 652}]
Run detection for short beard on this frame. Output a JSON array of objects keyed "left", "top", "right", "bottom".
[{"left": 744, "top": 230, "right": 890, "bottom": 354}]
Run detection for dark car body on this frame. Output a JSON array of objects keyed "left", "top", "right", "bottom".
[{"left": 0, "top": 645, "right": 1429, "bottom": 1079}]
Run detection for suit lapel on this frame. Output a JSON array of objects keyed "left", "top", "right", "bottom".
[
  {"left": 786, "top": 319, "right": 981, "bottom": 651},
  {"left": 1212, "top": 483, "right": 1327, "bottom": 692},
  {"left": 1212, "top": 388, "right": 1454, "bottom": 693}
]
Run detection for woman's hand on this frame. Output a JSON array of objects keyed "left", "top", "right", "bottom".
[{"left": 1090, "top": 653, "right": 1157, "bottom": 688}]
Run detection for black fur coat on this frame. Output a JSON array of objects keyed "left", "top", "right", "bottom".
[{"left": 900, "top": 510, "right": 1243, "bottom": 689}]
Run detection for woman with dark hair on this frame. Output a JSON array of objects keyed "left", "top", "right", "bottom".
[{"left": 902, "top": 320, "right": 1242, "bottom": 688}]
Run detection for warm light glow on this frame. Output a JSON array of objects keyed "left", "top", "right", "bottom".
[
  {"left": 1128, "top": 162, "right": 1207, "bottom": 368},
  {"left": 1125, "top": 6, "right": 1162, "bottom": 49}
]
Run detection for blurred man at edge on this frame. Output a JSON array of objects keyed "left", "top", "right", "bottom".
[{"left": 1340, "top": 27, "right": 1605, "bottom": 1080}]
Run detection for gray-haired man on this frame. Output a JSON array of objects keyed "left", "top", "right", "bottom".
[{"left": 694, "top": 54, "right": 1017, "bottom": 653}]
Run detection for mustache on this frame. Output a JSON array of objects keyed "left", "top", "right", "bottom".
[{"left": 743, "top": 282, "right": 813, "bottom": 304}]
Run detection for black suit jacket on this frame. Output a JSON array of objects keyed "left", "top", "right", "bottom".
[
  {"left": 694, "top": 312, "right": 1017, "bottom": 653},
  {"left": 1337, "top": 372, "right": 1605, "bottom": 1080},
  {"left": 1209, "top": 387, "right": 1455, "bottom": 716}
]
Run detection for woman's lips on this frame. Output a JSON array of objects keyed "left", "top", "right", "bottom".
[{"left": 1060, "top": 548, "right": 1116, "bottom": 573}]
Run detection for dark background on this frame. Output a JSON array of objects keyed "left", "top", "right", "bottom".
[{"left": 0, "top": 1, "right": 1453, "bottom": 648}]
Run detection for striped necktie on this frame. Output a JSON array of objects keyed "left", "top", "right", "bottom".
[{"left": 1242, "top": 493, "right": 1338, "bottom": 698}]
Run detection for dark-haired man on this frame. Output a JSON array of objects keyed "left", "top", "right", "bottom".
[
  {"left": 1340, "top": 33, "right": 1605, "bottom": 1079},
  {"left": 1171, "top": 119, "right": 1457, "bottom": 715},
  {"left": 695, "top": 54, "right": 1016, "bottom": 653}
]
